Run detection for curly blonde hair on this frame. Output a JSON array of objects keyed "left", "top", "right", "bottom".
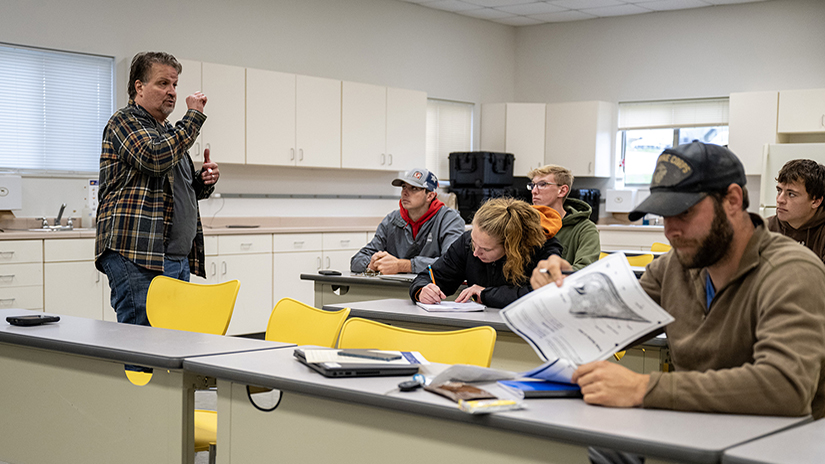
[{"left": 472, "top": 198, "right": 546, "bottom": 285}]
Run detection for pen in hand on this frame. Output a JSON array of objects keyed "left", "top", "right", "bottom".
[
  {"left": 428, "top": 265, "right": 440, "bottom": 304},
  {"left": 539, "top": 268, "right": 575, "bottom": 275}
]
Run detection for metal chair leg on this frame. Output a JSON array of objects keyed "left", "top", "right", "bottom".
[{"left": 208, "top": 443, "right": 216, "bottom": 464}]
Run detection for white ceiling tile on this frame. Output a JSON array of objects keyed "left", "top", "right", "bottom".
[
  {"left": 548, "top": 0, "right": 624, "bottom": 9},
  {"left": 425, "top": 0, "right": 484, "bottom": 11},
  {"left": 496, "top": 2, "right": 569, "bottom": 15},
  {"left": 491, "top": 15, "right": 546, "bottom": 25},
  {"left": 529, "top": 9, "right": 599, "bottom": 21},
  {"left": 461, "top": 0, "right": 536, "bottom": 7},
  {"left": 461, "top": 7, "right": 518, "bottom": 18},
  {"left": 639, "top": 0, "right": 709, "bottom": 11},
  {"left": 582, "top": 3, "right": 654, "bottom": 16}
]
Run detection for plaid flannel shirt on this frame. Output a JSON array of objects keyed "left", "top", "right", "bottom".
[{"left": 95, "top": 100, "right": 212, "bottom": 277}]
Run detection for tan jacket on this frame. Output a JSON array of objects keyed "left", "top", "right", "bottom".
[{"left": 640, "top": 215, "right": 825, "bottom": 418}]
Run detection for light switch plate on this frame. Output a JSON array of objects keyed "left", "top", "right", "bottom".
[{"left": 0, "top": 175, "right": 22, "bottom": 210}]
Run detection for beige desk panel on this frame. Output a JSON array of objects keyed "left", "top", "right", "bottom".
[{"left": 0, "top": 343, "right": 197, "bottom": 464}]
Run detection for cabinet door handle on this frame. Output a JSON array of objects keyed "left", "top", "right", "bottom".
[
  {"left": 316, "top": 257, "right": 322, "bottom": 270},
  {"left": 194, "top": 142, "right": 201, "bottom": 160},
  {"left": 96, "top": 272, "right": 100, "bottom": 284},
  {"left": 0, "top": 251, "right": 14, "bottom": 259},
  {"left": 240, "top": 243, "right": 253, "bottom": 249},
  {"left": 821, "top": 114, "right": 824, "bottom": 128},
  {"left": 211, "top": 262, "right": 217, "bottom": 277},
  {"left": 292, "top": 240, "right": 305, "bottom": 249},
  {"left": 340, "top": 240, "right": 350, "bottom": 246},
  {"left": 221, "top": 261, "right": 227, "bottom": 276},
  {"left": 388, "top": 154, "right": 393, "bottom": 165},
  {"left": 381, "top": 153, "right": 386, "bottom": 165},
  {"left": 588, "top": 161, "right": 593, "bottom": 174},
  {"left": 325, "top": 256, "right": 331, "bottom": 268},
  {"left": 206, "top": 143, "right": 211, "bottom": 156},
  {"left": 0, "top": 298, "right": 14, "bottom": 307},
  {"left": 0, "top": 275, "right": 14, "bottom": 283},
  {"left": 299, "top": 149, "right": 304, "bottom": 161},
  {"left": 290, "top": 148, "right": 295, "bottom": 161}
]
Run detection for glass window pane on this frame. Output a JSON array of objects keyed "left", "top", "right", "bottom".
[
  {"left": 678, "top": 126, "right": 729, "bottom": 146},
  {"left": 623, "top": 128, "right": 674, "bottom": 185}
]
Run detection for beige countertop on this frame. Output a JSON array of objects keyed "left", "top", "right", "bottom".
[{"left": 0, "top": 217, "right": 384, "bottom": 241}]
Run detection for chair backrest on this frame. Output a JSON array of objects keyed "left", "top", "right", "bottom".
[
  {"left": 338, "top": 317, "right": 497, "bottom": 367},
  {"left": 651, "top": 242, "right": 672, "bottom": 252},
  {"left": 265, "top": 298, "right": 350, "bottom": 348},
  {"left": 625, "top": 253, "right": 654, "bottom": 267},
  {"left": 599, "top": 252, "right": 609, "bottom": 260},
  {"left": 146, "top": 276, "right": 240, "bottom": 335}
]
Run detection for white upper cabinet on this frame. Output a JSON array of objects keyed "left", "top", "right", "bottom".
[
  {"left": 341, "top": 83, "right": 426, "bottom": 171},
  {"left": 778, "top": 89, "right": 825, "bottom": 134},
  {"left": 342, "top": 81, "right": 388, "bottom": 170},
  {"left": 201, "top": 62, "right": 246, "bottom": 164},
  {"left": 481, "top": 103, "right": 546, "bottom": 176},
  {"left": 545, "top": 101, "right": 615, "bottom": 178},
  {"left": 296, "top": 75, "right": 341, "bottom": 168},
  {"left": 168, "top": 59, "right": 203, "bottom": 162},
  {"left": 246, "top": 68, "right": 297, "bottom": 166},
  {"left": 386, "top": 87, "right": 427, "bottom": 172},
  {"left": 728, "top": 91, "right": 779, "bottom": 175}
]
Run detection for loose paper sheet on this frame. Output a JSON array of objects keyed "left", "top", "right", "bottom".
[
  {"left": 416, "top": 301, "right": 486, "bottom": 312},
  {"left": 501, "top": 253, "right": 673, "bottom": 382}
]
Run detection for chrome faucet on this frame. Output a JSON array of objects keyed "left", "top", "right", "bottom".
[{"left": 54, "top": 203, "right": 66, "bottom": 227}]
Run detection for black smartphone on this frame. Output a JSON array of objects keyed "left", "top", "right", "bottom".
[
  {"left": 318, "top": 269, "right": 342, "bottom": 276},
  {"left": 6, "top": 315, "right": 61, "bottom": 326},
  {"left": 338, "top": 349, "right": 402, "bottom": 361}
]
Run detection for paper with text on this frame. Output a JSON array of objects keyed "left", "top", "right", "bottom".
[
  {"left": 416, "top": 301, "right": 486, "bottom": 312},
  {"left": 501, "top": 253, "right": 673, "bottom": 383}
]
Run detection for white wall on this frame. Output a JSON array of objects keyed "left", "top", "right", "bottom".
[
  {"left": 1, "top": 0, "right": 516, "bottom": 218},
  {"left": 514, "top": 0, "right": 825, "bottom": 104},
  {"left": 513, "top": 0, "right": 824, "bottom": 209}
]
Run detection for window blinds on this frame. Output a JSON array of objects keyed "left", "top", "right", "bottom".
[
  {"left": 0, "top": 44, "right": 114, "bottom": 173},
  {"left": 426, "top": 99, "right": 473, "bottom": 181},
  {"left": 618, "top": 98, "right": 729, "bottom": 130}
]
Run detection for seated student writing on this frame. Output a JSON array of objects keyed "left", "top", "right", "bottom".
[{"left": 410, "top": 197, "right": 563, "bottom": 309}]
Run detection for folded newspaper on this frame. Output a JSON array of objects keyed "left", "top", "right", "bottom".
[{"left": 501, "top": 253, "right": 674, "bottom": 383}]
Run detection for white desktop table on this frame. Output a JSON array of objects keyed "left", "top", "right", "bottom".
[
  {"left": 323, "top": 298, "right": 668, "bottom": 373},
  {"left": 0, "top": 308, "right": 292, "bottom": 464},
  {"left": 722, "top": 418, "right": 825, "bottom": 464},
  {"left": 183, "top": 347, "right": 808, "bottom": 464}
]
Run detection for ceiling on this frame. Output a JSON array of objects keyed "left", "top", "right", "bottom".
[{"left": 395, "top": 0, "right": 770, "bottom": 26}]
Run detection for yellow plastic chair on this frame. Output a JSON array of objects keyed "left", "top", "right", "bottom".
[
  {"left": 625, "top": 253, "right": 654, "bottom": 267},
  {"left": 128, "top": 276, "right": 240, "bottom": 458},
  {"left": 651, "top": 242, "right": 672, "bottom": 252},
  {"left": 599, "top": 252, "right": 609, "bottom": 260},
  {"left": 338, "top": 317, "right": 497, "bottom": 367},
  {"left": 265, "top": 297, "right": 351, "bottom": 347}
]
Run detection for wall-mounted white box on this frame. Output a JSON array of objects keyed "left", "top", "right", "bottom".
[
  {"left": 605, "top": 189, "right": 636, "bottom": 213},
  {"left": 0, "top": 175, "right": 22, "bottom": 210}
]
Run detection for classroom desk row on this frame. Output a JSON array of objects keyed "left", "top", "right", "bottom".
[
  {"left": 322, "top": 298, "right": 669, "bottom": 374},
  {"left": 2, "top": 307, "right": 819, "bottom": 464}
]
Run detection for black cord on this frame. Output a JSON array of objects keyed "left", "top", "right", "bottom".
[{"left": 246, "top": 386, "right": 282, "bottom": 412}]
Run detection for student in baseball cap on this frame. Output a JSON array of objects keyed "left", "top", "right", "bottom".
[
  {"left": 350, "top": 168, "right": 464, "bottom": 275},
  {"left": 531, "top": 141, "right": 825, "bottom": 425}
]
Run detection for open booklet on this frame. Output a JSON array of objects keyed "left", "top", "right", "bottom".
[{"left": 501, "top": 253, "right": 674, "bottom": 383}]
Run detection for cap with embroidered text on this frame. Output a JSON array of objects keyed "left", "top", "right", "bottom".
[
  {"left": 392, "top": 168, "right": 438, "bottom": 192},
  {"left": 628, "top": 141, "right": 746, "bottom": 221}
]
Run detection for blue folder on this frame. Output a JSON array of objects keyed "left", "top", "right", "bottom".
[{"left": 498, "top": 380, "right": 582, "bottom": 398}]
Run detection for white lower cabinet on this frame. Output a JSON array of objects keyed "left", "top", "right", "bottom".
[
  {"left": 192, "top": 235, "right": 273, "bottom": 335},
  {"left": 272, "top": 232, "right": 366, "bottom": 308},
  {"left": 0, "top": 240, "right": 43, "bottom": 311},
  {"left": 44, "top": 239, "right": 106, "bottom": 320}
]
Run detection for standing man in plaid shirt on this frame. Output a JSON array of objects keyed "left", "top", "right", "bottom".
[{"left": 95, "top": 52, "right": 220, "bottom": 327}]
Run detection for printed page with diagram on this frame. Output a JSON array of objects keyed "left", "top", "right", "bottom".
[{"left": 501, "top": 253, "right": 673, "bottom": 382}]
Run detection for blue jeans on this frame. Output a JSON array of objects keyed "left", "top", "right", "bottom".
[{"left": 100, "top": 250, "right": 191, "bottom": 326}]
